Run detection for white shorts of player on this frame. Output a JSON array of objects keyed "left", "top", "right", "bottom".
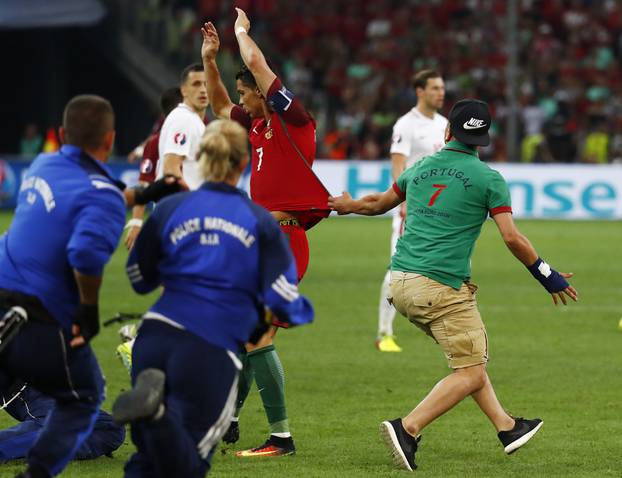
[{"left": 378, "top": 205, "right": 406, "bottom": 337}]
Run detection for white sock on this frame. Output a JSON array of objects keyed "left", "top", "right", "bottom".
[
  {"left": 271, "top": 432, "right": 291, "bottom": 438},
  {"left": 378, "top": 270, "right": 396, "bottom": 337}
]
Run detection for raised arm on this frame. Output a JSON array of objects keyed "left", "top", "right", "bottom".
[
  {"left": 492, "top": 212, "right": 578, "bottom": 305},
  {"left": 201, "top": 22, "right": 235, "bottom": 119},
  {"left": 328, "top": 186, "right": 403, "bottom": 216},
  {"left": 233, "top": 8, "right": 276, "bottom": 97}
]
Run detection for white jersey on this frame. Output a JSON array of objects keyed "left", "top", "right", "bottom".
[
  {"left": 389, "top": 107, "right": 447, "bottom": 253},
  {"left": 390, "top": 107, "right": 447, "bottom": 169},
  {"left": 157, "top": 103, "right": 206, "bottom": 190}
]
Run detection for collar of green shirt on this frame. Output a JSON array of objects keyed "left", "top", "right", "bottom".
[{"left": 442, "top": 140, "right": 479, "bottom": 158}]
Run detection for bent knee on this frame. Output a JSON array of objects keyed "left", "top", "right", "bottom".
[{"left": 456, "top": 364, "right": 487, "bottom": 391}]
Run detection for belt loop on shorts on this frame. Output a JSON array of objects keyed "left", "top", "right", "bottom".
[{"left": 278, "top": 219, "right": 300, "bottom": 227}]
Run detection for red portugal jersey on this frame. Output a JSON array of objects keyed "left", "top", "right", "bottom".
[
  {"left": 138, "top": 132, "right": 160, "bottom": 184},
  {"left": 231, "top": 78, "right": 329, "bottom": 229}
]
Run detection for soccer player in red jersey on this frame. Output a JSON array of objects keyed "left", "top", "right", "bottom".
[
  {"left": 125, "top": 87, "right": 183, "bottom": 250},
  {"left": 201, "top": 8, "right": 329, "bottom": 457}
]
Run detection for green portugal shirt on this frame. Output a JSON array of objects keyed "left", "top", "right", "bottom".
[{"left": 391, "top": 140, "right": 512, "bottom": 289}]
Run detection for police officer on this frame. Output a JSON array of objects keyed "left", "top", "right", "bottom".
[
  {"left": 113, "top": 119, "right": 314, "bottom": 478},
  {"left": 0, "top": 94, "right": 182, "bottom": 478}
]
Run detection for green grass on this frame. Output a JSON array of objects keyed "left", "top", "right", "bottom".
[{"left": 0, "top": 214, "right": 620, "bottom": 477}]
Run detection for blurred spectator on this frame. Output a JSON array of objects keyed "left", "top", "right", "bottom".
[
  {"left": 42, "top": 127, "right": 59, "bottom": 153},
  {"left": 19, "top": 124, "right": 43, "bottom": 156},
  {"left": 543, "top": 111, "right": 577, "bottom": 163},
  {"left": 119, "top": 0, "right": 622, "bottom": 162},
  {"left": 581, "top": 119, "right": 609, "bottom": 164}
]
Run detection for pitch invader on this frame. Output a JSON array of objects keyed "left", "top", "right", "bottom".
[{"left": 376, "top": 70, "right": 447, "bottom": 352}]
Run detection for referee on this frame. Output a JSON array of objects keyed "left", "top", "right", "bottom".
[{"left": 329, "top": 99, "right": 577, "bottom": 471}]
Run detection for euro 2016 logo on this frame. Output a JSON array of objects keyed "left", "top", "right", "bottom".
[
  {"left": 174, "top": 133, "right": 187, "bottom": 145},
  {"left": 140, "top": 159, "right": 154, "bottom": 174}
]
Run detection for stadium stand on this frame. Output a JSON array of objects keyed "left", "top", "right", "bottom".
[{"left": 51, "top": 1, "right": 622, "bottom": 162}]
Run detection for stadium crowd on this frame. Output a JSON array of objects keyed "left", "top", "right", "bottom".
[
  {"left": 118, "top": 0, "right": 622, "bottom": 163},
  {"left": 11, "top": 1, "right": 620, "bottom": 163}
]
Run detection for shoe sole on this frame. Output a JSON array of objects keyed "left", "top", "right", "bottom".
[
  {"left": 504, "top": 421, "right": 544, "bottom": 454},
  {"left": 379, "top": 421, "right": 413, "bottom": 471},
  {"left": 235, "top": 450, "right": 295, "bottom": 457},
  {"left": 112, "top": 368, "right": 165, "bottom": 424}
]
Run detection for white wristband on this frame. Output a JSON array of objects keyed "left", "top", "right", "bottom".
[
  {"left": 235, "top": 26, "right": 247, "bottom": 37},
  {"left": 125, "top": 218, "right": 143, "bottom": 230}
]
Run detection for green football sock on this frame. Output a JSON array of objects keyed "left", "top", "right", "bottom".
[
  {"left": 234, "top": 350, "right": 254, "bottom": 417},
  {"left": 248, "top": 344, "right": 290, "bottom": 435}
]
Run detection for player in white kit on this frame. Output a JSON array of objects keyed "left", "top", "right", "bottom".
[
  {"left": 158, "top": 63, "right": 209, "bottom": 190},
  {"left": 376, "top": 70, "right": 448, "bottom": 352}
]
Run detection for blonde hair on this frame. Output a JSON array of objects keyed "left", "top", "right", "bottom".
[{"left": 197, "top": 119, "right": 248, "bottom": 182}]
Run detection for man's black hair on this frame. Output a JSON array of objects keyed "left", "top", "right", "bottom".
[
  {"left": 412, "top": 69, "right": 442, "bottom": 90},
  {"left": 63, "top": 95, "right": 114, "bottom": 150},
  {"left": 180, "top": 63, "right": 204, "bottom": 85},
  {"left": 235, "top": 65, "right": 257, "bottom": 88}
]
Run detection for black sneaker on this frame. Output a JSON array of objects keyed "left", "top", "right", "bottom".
[
  {"left": 379, "top": 418, "right": 419, "bottom": 471},
  {"left": 222, "top": 420, "right": 240, "bottom": 444},
  {"left": 112, "top": 368, "right": 165, "bottom": 424},
  {"left": 498, "top": 417, "right": 543, "bottom": 454},
  {"left": 236, "top": 435, "right": 296, "bottom": 457}
]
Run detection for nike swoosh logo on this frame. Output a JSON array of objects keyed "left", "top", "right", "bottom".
[{"left": 463, "top": 121, "right": 486, "bottom": 130}]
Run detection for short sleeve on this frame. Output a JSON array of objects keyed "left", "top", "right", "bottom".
[
  {"left": 389, "top": 118, "right": 412, "bottom": 157},
  {"left": 139, "top": 134, "right": 159, "bottom": 183},
  {"left": 266, "top": 78, "right": 311, "bottom": 127},
  {"left": 160, "top": 111, "right": 192, "bottom": 158},
  {"left": 487, "top": 170, "right": 512, "bottom": 215}
]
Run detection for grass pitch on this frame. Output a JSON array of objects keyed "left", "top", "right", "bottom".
[{"left": 0, "top": 214, "right": 620, "bottom": 477}]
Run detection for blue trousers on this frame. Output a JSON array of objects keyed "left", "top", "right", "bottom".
[
  {"left": 0, "top": 384, "right": 124, "bottom": 461},
  {"left": 125, "top": 320, "right": 239, "bottom": 478},
  {"left": 0, "top": 319, "right": 104, "bottom": 476}
]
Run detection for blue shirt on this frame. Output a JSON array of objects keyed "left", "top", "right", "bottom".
[
  {"left": 0, "top": 145, "right": 126, "bottom": 329},
  {"left": 126, "top": 182, "right": 314, "bottom": 352}
]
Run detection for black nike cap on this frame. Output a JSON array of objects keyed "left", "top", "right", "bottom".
[{"left": 448, "top": 99, "right": 491, "bottom": 146}]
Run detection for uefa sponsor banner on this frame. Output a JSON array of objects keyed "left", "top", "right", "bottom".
[
  {"left": 312, "top": 161, "right": 622, "bottom": 220},
  {"left": 1, "top": 157, "right": 621, "bottom": 219}
]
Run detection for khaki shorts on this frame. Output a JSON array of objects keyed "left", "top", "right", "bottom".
[{"left": 389, "top": 272, "right": 488, "bottom": 369}]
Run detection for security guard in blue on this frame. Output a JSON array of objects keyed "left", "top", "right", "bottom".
[
  {"left": 0, "top": 94, "right": 182, "bottom": 478},
  {"left": 113, "top": 119, "right": 314, "bottom": 478}
]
